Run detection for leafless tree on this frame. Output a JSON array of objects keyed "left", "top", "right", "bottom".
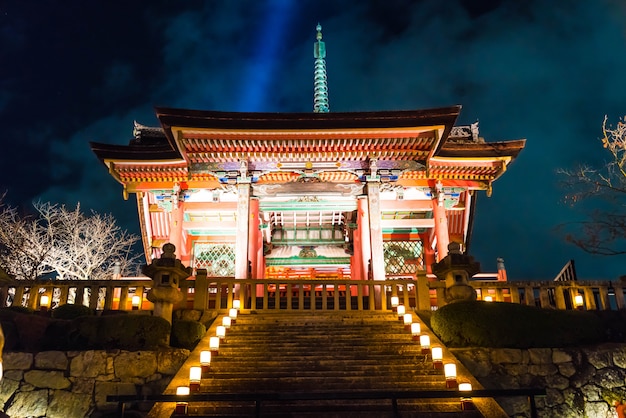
[
  {"left": 0, "top": 201, "right": 54, "bottom": 280},
  {"left": 0, "top": 197, "right": 141, "bottom": 280},
  {"left": 559, "top": 116, "right": 626, "bottom": 255}
]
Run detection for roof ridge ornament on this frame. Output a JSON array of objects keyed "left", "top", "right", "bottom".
[{"left": 313, "top": 23, "right": 329, "bottom": 113}]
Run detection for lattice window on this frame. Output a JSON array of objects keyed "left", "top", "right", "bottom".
[
  {"left": 193, "top": 243, "right": 236, "bottom": 277},
  {"left": 383, "top": 240, "right": 424, "bottom": 275}
]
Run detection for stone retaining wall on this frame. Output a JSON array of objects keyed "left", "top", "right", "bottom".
[
  {"left": 451, "top": 343, "right": 626, "bottom": 418},
  {"left": 0, "top": 348, "right": 190, "bottom": 417}
]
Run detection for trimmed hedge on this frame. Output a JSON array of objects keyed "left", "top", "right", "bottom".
[
  {"left": 171, "top": 319, "right": 206, "bottom": 349},
  {"left": 431, "top": 300, "right": 606, "bottom": 348},
  {"left": 51, "top": 303, "right": 95, "bottom": 320},
  {"left": 73, "top": 315, "right": 171, "bottom": 350}
]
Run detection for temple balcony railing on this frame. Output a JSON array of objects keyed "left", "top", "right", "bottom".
[
  {"left": 1, "top": 275, "right": 625, "bottom": 314},
  {"left": 0, "top": 278, "right": 154, "bottom": 312}
]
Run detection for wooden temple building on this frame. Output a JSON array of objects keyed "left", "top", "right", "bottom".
[{"left": 90, "top": 25, "right": 525, "bottom": 293}]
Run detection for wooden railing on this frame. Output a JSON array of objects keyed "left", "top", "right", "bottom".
[
  {"left": 0, "top": 278, "right": 154, "bottom": 311},
  {"left": 2, "top": 275, "right": 625, "bottom": 313}
]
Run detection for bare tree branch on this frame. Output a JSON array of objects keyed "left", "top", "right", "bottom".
[{"left": 558, "top": 116, "right": 626, "bottom": 256}]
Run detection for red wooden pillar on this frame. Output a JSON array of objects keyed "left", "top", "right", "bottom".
[
  {"left": 358, "top": 197, "right": 371, "bottom": 282},
  {"left": 431, "top": 185, "right": 450, "bottom": 261}
]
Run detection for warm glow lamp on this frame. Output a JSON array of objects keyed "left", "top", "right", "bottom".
[
  {"left": 411, "top": 322, "right": 421, "bottom": 340},
  {"left": 222, "top": 316, "right": 232, "bottom": 329},
  {"left": 229, "top": 308, "right": 238, "bottom": 324},
  {"left": 40, "top": 295, "right": 50, "bottom": 311},
  {"left": 403, "top": 313, "right": 412, "bottom": 330},
  {"left": 189, "top": 366, "right": 202, "bottom": 392},
  {"left": 444, "top": 363, "right": 457, "bottom": 388},
  {"left": 232, "top": 299, "right": 241, "bottom": 310},
  {"left": 216, "top": 325, "right": 226, "bottom": 341},
  {"left": 175, "top": 386, "right": 190, "bottom": 415},
  {"left": 210, "top": 336, "right": 220, "bottom": 355},
  {"left": 420, "top": 334, "right": 431, "bottom": 354},
  {"left": 459, "top": 382, "right": 475, "bottom": 410},
  {"left": 431, "top": 346, "right": 443, "bottom": 369},
  {"left": 200, "top": 350, "right": 211, "bottom": 373},
  {"left": 396, "top": 305, "right": 405, "bottom": 320},
  {"left": 483, "top": 295, "right": 493, "bottom": 302},
  {"left": 131, "top": 295, "right": 141, "bottom": 310},
  {"left": 390, "top": 296, "right": 399, "bottom": 312},
  {"left": 574, "top": 294, "right": 584, "bottom": 309}
]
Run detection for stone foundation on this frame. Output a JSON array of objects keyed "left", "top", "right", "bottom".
[
  {"left": 0, "top": 348, "right": 190, "bottom": 417},
  {"left": 452, "top": 343, "right": 626, "bottom": 418}
]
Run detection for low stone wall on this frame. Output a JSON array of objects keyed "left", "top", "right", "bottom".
[
  {"left": 451, "top": 343, "right": 626, "bottom": 418},
  {"left": 0, "top": 348, "right": 190, "bottom": 417}
]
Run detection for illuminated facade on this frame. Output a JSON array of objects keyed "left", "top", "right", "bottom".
[{"left": 91, "top": 26, "right": 524, "bottom": 283}]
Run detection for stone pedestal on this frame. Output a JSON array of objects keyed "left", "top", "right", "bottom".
[
  {"left": 432, "top": 242, "right": 479, "bottom": 304},
  {"left": 142, "top": 243, "right": 192, "bottom": 325}
]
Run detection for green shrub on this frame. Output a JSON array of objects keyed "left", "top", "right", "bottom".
[
  {"left": 431, "top": 301, "right": 606, "bottom": 348},
  {"left": 51, "top": 303, "right": 95, "bottom": 320},
  {"left": 171, "top": 319, "right": 206, "bottom": 349},
  {"left": 74, "top": 315, "right": 171, "bottom": 350}
]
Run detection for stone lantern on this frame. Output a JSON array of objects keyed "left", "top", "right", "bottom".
[
  {"left": 143, "top": 243, "right": 192, "bottom": 325},
  {"left": 432, "top": 242, "right": 479, "bottom": 304}
]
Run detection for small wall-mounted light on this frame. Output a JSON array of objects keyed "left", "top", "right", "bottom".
[
  {"left": 483, "top": 295, "right": 493, "bottom": 302},
  {"left": 232, "top": 299, "right": 241, "bottom": 310},
  {"left": 431, "top": 346, "right": 443, "bottom": 369},
  {"left": 229, "top": 308, "right": 238, "bottom": 324},
  {"left": 420, "top": 334, "right": 431, "bottom": 354},
  {"left": 411, "top": 322, "right": 421, "bottom": 340},
  {"left": 40, "top": 295, "right": 50, "bottom": 312},
  {"left": 210, "top": 336, "right": 220, "bottom": 356},
  {"left": 444, "top": 363, "right": 457, "bottom": 388},
  {"left": 216, "top": 325, "right": 226, "bottom": 341},
  {"left": 390, "top": 296, "right": 399, "bottom": 312},
  {"left": 222, "top": 316, "right": 232, "bottom": 329},
  {"left": 175, "top": 386, "right": 190, "bottom": 415},
  {"left": 189, "top": 366, "right": 202, "bottom": 392},
  {"left": 458, "top": 382, "right": 475, "bottom": 410},
  {"left": 200, "top": 350, "right": 211, "bottom": 374},
  {"left": 131, "top": 295, "right": 141, "bottom": 310},
  {"left": 396, "top": 305, "right": 406, "bottom": 320},
  {"left": 574, "top": 294, "right": 584, "bottom": 309},
  {"left": 403, "top": 313, "right": 413, "bottom": 330}
]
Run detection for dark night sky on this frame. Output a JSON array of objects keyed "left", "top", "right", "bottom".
[{"left": 1, "top": 0, "right": 626, "bottom": 280}]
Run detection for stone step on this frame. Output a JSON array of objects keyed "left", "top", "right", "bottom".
[
  {"left": 179, "top": 398, "right": 481, "bottom": 418},
  {"left": 155, "top": 312, "right": 487, "bottom": 417}
]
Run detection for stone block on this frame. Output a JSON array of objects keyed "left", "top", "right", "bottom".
[
  {"left": 528, "top": 348, "right": 552, "bottom": 364},
  {"left": 528, "top": 363, "right": 558, "bottom": 376},
  {"left": 114, "top": 351, "right": 157, "bottom": 379},
  {"left": 157, "top": 348, "right": 190, "bottom": 375},
  {"left": 70, "top": 351, "right": 107, "bottom": 377},
  {"left": 544, "top": 373, "right": 570, "bottom": 390},
  {"left": 0, "top": 377, "right": 20, "bottom": 407},
  {"left": 47, "top": 390, "right": 91, "bottom": 418},
  {"left": 24, "top": 370, "right": 71, "bottom": 389},
  {"left": 613, "top": 346, "right": 626, "bottom": 369},
  {"left": 491, "top": 348, "right": 522, "bottom": 364},
  {"left": 35, "top": 351, "right": 68, "bottom": 370},
  {"left": 595, "top": 367, "right": 625, "bottom": 389},
  {"left": 558, "top": 362, "right": 577, "bottom": 378},
  {"left": 552, "top": 349, "right": 573, "bottom": 364},
  {"left": 544, "top": 387, "right": 564, "bottom": 407},
  {"left": 4, "top": 352, "right": 33, "bottom": 370},
  {"left": 6, "top": 389, "right": 49, "bottom": 417},
  {"left": 70, "top": 377, "right": 95, "bottom": 394},
  {"left": 584, "top": 401, "right": 610, "bottom": 418},
  {"left": 584, "top": 347, "right": 613, "bottom": 369}
]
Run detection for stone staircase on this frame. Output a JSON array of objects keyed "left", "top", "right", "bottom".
[{"left": 148, "top": 311, "right": 506, "bottom": 418}]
